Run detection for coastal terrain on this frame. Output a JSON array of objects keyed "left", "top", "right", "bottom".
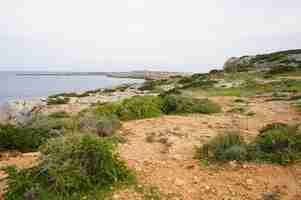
[{"left": 0, "top": 49, "right": 301, "bottom": 199}]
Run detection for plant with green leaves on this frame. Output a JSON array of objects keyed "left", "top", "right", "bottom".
[
  {"left": 4, "top": 134, "right": 135, "bottom": 200},
  {"left": 0, "top": 117, "right": 66, "bottom": 152},
  {"left": 250, "top": 123, "right": 301, "bottom": 164},
  {"left": 198, "top": 132, "right": 248, "bottom": 162},
  {"left": 161, "top": 95, "right": 221, "bottom": 114},
  {"left": 117, "top": 96, "right": 163, "bottom": 120}
]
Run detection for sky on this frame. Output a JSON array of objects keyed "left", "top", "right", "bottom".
[{"left": 0, "top": 0, "right": 300, "bottom": 72}]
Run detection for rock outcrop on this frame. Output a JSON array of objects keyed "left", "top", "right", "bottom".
[
  {"left": 223, "top": 49, "right": 301, "bottom": 72},
  {"left": 0, "top": 100, "right": 45, "bottom": 124}
]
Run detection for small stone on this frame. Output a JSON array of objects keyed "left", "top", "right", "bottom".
[
  {"left": 246, "top": 178, "right": 254, "bottom": 185},
  {"left": 205, "top": 185, "right": 211, "bottom": 191},
  {"left": 175, "top": 178, "right": 185, "bottom": 186},
  {"left": 229, "top": 160, "right": 238, "bottom": 168},
  {"left": 172, "top": 154, "right": 182, "bottom": 160}
]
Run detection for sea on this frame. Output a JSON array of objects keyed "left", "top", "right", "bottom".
[{"left": 0, "top": 71, "right": 144, "bottom": 105}]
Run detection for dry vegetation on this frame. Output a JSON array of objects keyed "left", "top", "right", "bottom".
[{"left": 1, "top": 63, "right": 301, "bottom": 199}]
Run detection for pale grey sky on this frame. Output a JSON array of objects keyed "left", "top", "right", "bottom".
[{"left": 0, "top": 0, "right": 300, "bottom": 72}]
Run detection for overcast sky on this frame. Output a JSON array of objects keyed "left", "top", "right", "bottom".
[{"left": 0, "top": 0, "right": 300, "bottom": 72}]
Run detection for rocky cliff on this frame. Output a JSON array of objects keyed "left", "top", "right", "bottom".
[{"left": 223, "top": 49, "right": 301, "bottom": 72}]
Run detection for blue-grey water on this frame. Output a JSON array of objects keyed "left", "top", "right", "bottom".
[{"left": 0, "top": 71, "right": 144, "bottom": 104}]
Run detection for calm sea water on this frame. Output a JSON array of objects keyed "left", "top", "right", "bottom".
[{"left": 0, "top": 71, "right": 144, "bottom": 104}]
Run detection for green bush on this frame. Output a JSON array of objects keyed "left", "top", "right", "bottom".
[
  {"left": 161, "top": 95, "right": 221, "bottom": 114},
  {"left": 94, "top": 102, "right": 121, "bottom": 117},
  {"left": 0, "top": 115, "right": 73, "bottom": 152},
  {"left": 0, "top": 123, "right": 62, "bottom": 152},
  {"left": 117, "top": 96, "right": 163, "bottom": 120},
  {"left": 47, "top": 97, "right": 70, "bottom": 105},
  {"left": 159, "top": 88, "right": 182, "bottom": 96},
  {"left": 266, "top": 65, "right": 296, "bottom": 75},
  {"left": 78, "top": 113, "right": 121, "bottom": 137},
  {"left": 198, "top": 132, "right": 247, "bottom": 162},
  {"left": 4, "top": 134, "right": 134, "bottom": 200},
  {"left": 199, "top": 123, "right": 301, "bottom": 165},
  {"left": 139, "top": 81, "right": 157, "bottom": 91},
  {"left": 251, "top": 123, "right": 301, "bottom": 164}
]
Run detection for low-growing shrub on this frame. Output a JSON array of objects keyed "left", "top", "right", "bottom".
[
  {"left": 94, "top": 102, "right": 121, "bottom": 117},
  {"left": 199, "top": 123, "right": 301, "bottom": 165},
  {"left": 198, "top": 132, "right": 247, "bottom": 162},
  {"left": 161, "top": 95, "right": 221, "bottom": 114},
  {"left": 117, "top": 96, "right": 163, "bottom": 120},
  {"left": 159, "top": 88, "right": 182, "bottom": 97},
  {"left": 139, "top": 81, "right": 158, "bottom": 91},
  {"left": 48, "top": 111, "right": 70, "bottom": 118},
  {"left": 78, "top": 113, "right": 121, "bottom": 137},
  {"left": 47, "top": 97, "right": 70, "bottom": 105},
  {"left": 0, "top": 123, "right": 60, "bottom": 152},
  {"left": 250, "top": 123, "right": 301, "bottom": 164},
  {"left": 266, "top": 65, "right": 296, "bottom": 75},
  {"left": 4, "top": 134, "right": 134, "bottom": 199},
  {"left": 0, "top": 115, "right": 74, "bottom": 152}
]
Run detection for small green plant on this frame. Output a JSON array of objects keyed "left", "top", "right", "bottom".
[
  {"left": 136, "top": 185, "right": 162, "bottom": 200},
  {"left": 250, "top": 123, "right": 301, "bottom": 164},
  {"left": 4, "top": 134, "right": 135, "bottom": 199},
  {"left": 94, "top": 102, "right": 121, "bottom": 117},
  {"left": 47, "top": 97, "right": 70, "bottom": 105},
  {"left": 78, "top": 112, "right": 121, "bottom": 137},
  {"left": 161, "top": 95, "right": 221, "bottom": 114},
  {"left": 234, "top": 98, "right": 245, "bottom": 103},
  {"left": 198, "top": 132, "right": 247, "bottom": 162},
  {"left": 228, "top": 106, "right": 246, "bottom": 114},
  {"left": 262, "top": 191, "right": 281, "bottom": 200}
]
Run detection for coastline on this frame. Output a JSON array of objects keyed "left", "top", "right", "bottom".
[
  {"left": 16, "top": 70, "right": 190, "bottom": 80},
  {"left": 0, "top": 81, "right": 153, "bottom": 124}
]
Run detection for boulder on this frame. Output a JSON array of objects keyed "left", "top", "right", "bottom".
[{"left": 0, "top": 99, "right": 45, "bottom": 124}]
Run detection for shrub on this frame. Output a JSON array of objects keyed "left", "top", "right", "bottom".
[
  {"left": 161, "top": 95, "right": 221, "bottom": 114},
  {"left": 47, "top": 97, "right": 70, "bottom": 105},
  {"left": 117, "top": 96, "right": 163, "bottom": 120},
  {"left": 251, "top": 123, "right": 301, "bottom": 164},
  {"left": 0, "top": 123, "right": 62, "bottom": 152},
  {"left": 159, "top": 87, "right": 182, "bottom": 96},
  {"left": 139, "top": 81, "right": 157, "bottom": 91},
  {"left": 4, "top": 134, "right": 134, "bottom": 199},
  {"left": 262, "top": 191, "right": 281, "bottom": 200},
  {"left": 198, "top": 132, "right": 247, "bottom": 162},
  {"left": 0, "top": 115, "right": 74, "bottom": 152},
  {"left": 78, "top": 113, "right": 121, "bottom": 137},
  {"left": 94, "top": 102, "right": 121, "bottom": 117},
  {"left": 266, "top": 65, "right": 296, "bottom": 75}
]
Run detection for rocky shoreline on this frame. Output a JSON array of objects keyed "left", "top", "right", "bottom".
[{"left": 0, "top": 82, "right": 159, "bottom": 124}]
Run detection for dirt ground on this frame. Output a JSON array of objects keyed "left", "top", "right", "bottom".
[
  {"left": 0, "top": 96, "right": 300, "bottom": 199},
  {"left": 115, "top": 97, "right": 301, "bottom": 200}
]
